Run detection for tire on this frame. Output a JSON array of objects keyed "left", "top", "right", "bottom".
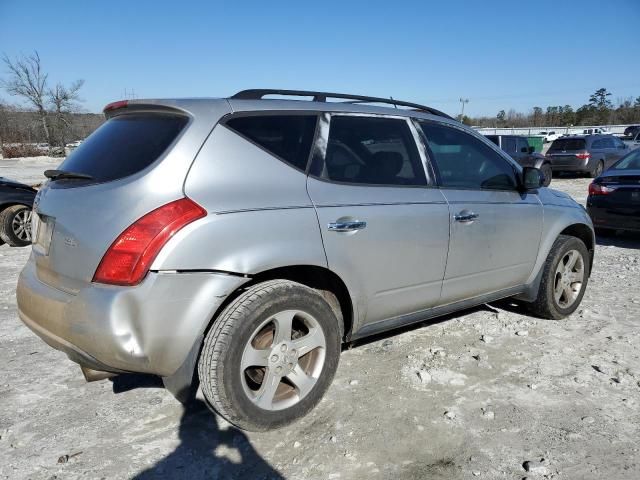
[
  {"left": 526, "top": 235, "right": 590, "bottom": 320},
  {"left": 540, "top": 164, "right": 552, "bottom": 187},
  {"left": 590, "top": 160, "right": 604, "bottom": 178},
  {"left": 198, "top": 279, "right": 341, "bottom": 431},
  {"left": 0, "top": 205, "right": 33, "bottom": 247}
]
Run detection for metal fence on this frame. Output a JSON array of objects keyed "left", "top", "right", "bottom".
[{"left": 474, "top": 124, "right": 633, "bottom": 136}]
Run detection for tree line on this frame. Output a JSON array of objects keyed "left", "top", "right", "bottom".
[
  {"left": 463, "top": 88, "right": 640, "bottom": 128},
  {"left": 0, "top": 51, "right": 104, "bottom": 155}
]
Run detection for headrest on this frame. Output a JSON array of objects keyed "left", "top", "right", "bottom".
[{"left": 369, "top": 151, "right": 404, "bottom": 178}]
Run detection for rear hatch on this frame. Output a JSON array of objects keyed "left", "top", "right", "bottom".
[
  {"left": 547, "top": 138, "right": 588, "bottom": 166},
  {"left": 32, "top": 104, "right": 207, "bottom": 293}
]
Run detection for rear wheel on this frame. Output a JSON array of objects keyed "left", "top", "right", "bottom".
[
  {"left": 198, "top": 280, "right": 341, "bottom": 431},
  {"left": 0, "top": 205, "right": 33, "bottom": 247},
  {"left": 540, "top": 164, "right": 552, "bottom": 187},
  {"left": 590, "top": 160, "right": 604, "bottom": 178},
  {"left": 525, "top": 235, "right": 590, "bottom": 320}
]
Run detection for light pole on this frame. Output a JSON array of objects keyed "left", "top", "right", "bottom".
[{"left": 459, "top": 98, "right": 469, "bottom": 122}]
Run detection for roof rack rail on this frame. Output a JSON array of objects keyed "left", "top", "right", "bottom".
[{"left": 230, "top": 89, "right": 454, "bottom": 120}]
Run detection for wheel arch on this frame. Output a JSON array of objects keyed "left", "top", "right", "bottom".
[
  {"left": 515, "top": 216, "right": 595, "bottom": 303},
  {"left": 246, "top": 265, "right": 354, "bottom": 341}
]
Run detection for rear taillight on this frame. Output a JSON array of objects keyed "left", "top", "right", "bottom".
[
  {"left": 575, "top": 152, "right": 591, "bottom": 160},
  {"left": 103, "top": 100, "right": 128, "bottom": 113},
  {"left": 588, "top": 183, "right": 616, "bottom": 196},
  {"left": 93, "top": 198, "right": 206, "bottom": 286}
]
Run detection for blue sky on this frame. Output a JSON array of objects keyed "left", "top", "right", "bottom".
[{"left": 1, "top": 0, "right": 639, "bottom": 117}]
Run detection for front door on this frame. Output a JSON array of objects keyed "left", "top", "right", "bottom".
[
  {"left": 306, "top": 114, "right": 450, "bottom": 328},
  {"left": 416, "top": 120, "right": 543, "bottom": 304}
]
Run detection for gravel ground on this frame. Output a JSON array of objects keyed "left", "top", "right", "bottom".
[{"left": 1, "top": 159, "right": 639, "bottom": 479}]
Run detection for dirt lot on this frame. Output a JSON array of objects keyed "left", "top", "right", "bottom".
[{"left": 1, "top": 160, "right": 639, "bottom": 480}]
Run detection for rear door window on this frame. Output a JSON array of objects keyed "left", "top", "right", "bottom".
[
  {"left": 516, "top": 137, "right": 529, "bottom": 152},
  {"left": 501, "top": 137, "right": 517, "bottom": 153},
  {"left": 418, "top": 122, "right": 518, "bottom": 191},
  {"left": 319, "top": 116, "right": 426, "bottom": 186},
  {"left": 225, "top": 115, "right": 317, "bottom": 171},
  {"left": 57, "top": 114, "right": 188, "bottom": 184}
]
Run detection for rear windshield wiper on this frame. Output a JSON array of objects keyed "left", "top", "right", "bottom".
[{"left": 44, "top": 170, "right": 94, "bottom": 181}]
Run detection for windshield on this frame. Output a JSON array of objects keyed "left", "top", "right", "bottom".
[{"left": 612, "top": 149, "right": 640, "bottom": 170}]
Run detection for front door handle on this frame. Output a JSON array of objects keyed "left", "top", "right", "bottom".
[
  {"left": 328, "top": 221, "right": 367, "bottom": 232},
  {"left": 454, "top": 211, "right": 479, "bottom": 223}
]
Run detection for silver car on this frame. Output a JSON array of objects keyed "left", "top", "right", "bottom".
[{"left": 17, "top": 90, "right": 594, "bottom": 431}]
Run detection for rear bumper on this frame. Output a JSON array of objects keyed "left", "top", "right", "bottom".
[
  {"left": 549, "top": 160, "right": 591, "bottom": 172},
  {"left": 587, "top": 204, "right": 640, "bottom": 231},
  {"left": 17, "top": 259, "right": 249, "bottom": 376}
]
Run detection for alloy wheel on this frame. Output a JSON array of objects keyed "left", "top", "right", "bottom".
[
  {"left": 240, "top": 309, "right": 326, "bottom": 411},
  {"left": 553, "top": 249, "right": 585, "bottom": 308},
  {"left": 11, "top": 208, "right": 32, "bottom": 242}
]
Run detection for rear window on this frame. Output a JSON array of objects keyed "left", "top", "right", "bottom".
[
  {"left": 57, "top": 114, "right": 188, "bottom": 183},
  {"left": 549, "top": 138, "right": 586, "bottom": 151},
  {"left": 225, "top": 115, "right": 317, "bottom": 171}
]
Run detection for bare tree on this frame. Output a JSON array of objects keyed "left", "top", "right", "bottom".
[
  {"left": 1, "top": 51, "right": 51, "bottom": 145},
  {"left": 48, "top": 80, "right": 84, "bottom": 147}
]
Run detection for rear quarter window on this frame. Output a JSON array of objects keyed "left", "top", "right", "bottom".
[
  {"left": 225, "top": 115, "right": 317, "bottom": 171},
  {"left": 56, "top": 114, "right": 188, "bottom": 183}
]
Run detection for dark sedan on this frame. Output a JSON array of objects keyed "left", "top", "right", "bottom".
[
  {"left": 587, "top": 148, "right": 640, "bottom": 234},
  {"left": 0, "top": 177, "right": 37, "bottom": 247}
]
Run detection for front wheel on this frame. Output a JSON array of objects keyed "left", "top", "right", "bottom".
[
  {"left": 198, "top": 280, "right": 341, "bottom": 431},
  {"left": 525, "top": 235, "right": 590, "bottom": 320},
  {"left": 0, "top": 205, "right": 33, "bottom": 247}
]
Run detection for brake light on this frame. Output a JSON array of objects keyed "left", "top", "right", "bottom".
[
  {"left": 575, "top": 152, "right": 591, "bottom": 160},
  {"left": 588, "top": 183, "right": 616, "bottom": 196},
  {"left": 93, "top": 198, "right": 206, "bottom": 286},
  {"left": 103, "top": 100, "right": 128, "bottom": 113}
]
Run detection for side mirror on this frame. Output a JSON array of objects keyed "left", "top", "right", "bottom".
[
  {"left": 527, "top": 146, "right": 535, "bottom": 154},
  {"left": 521, "top": 166, "right": 543, "bottom": 190}
]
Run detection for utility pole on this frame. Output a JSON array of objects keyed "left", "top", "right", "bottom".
[{"left": 459, "top": 98, "right": 469, "bottom": 122}]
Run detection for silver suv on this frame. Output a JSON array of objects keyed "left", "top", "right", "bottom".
[{"left": 17, "top": 90, "right": 594, "bottom": 431}]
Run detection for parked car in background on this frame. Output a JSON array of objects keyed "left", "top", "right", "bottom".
[
  {"left": 587, "top": 148, "right": 640, "bottom": 234},
  {"left": 538, "top": 131, "right": 559, "bottom": 143},
  {"left": 485, "top": 134, "right": 552, "bottom": 186},
  {"left": 546, "top": 134, "right": 629, "bottom": 177},
  {"left": 0, "top": 177, "right": 36, "bottom": 247},
  {"left": 17, "top": 90, "right": 594, "bottom": 431},
  {"left": 582, "top": 127, "right": 611, "bottom": 135},
  {"left": 623, "top": 125, "right": 640, "bottom": 139}
]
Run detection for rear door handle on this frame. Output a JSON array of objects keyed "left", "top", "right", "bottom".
[
  {"left": 328, "top": 221, "right": 367, "bottom": 232},
  {"left": 454, "top": 211, "right": 479, "bottom": 223}
]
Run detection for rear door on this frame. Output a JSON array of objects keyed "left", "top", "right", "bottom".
[
  {"left": 307, "top": 114, "right": 450, "bottom": 327},
  {"left": 416, "top": 120, "right": 543, "bottom": 304}
]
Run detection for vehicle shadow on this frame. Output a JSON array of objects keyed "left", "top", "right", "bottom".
[
  {"left": 344, "top": 304, "right": 497, "bottom": 350},
  {"left": 595, "top": 230, "right": 640, "bottom": 250},
  {"left": 132, "top": 399, "right": 284, "bottom": 480}
]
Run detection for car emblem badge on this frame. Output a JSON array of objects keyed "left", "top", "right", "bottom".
[{"left": 64, "top": 236, "right": 77, "bottom": 248}]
